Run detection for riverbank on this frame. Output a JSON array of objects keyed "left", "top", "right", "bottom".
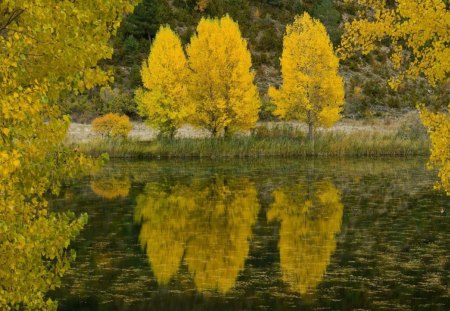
[
  {"left": 71, "top": 131, "right": 429, "bottom": 159},
  {"left": 67, "top": 115, "right": 430, "bottom": 159}
]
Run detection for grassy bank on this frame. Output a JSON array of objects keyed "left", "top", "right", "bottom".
[{"left": 72, "top": 130, "right": 430, "bottom": 159}]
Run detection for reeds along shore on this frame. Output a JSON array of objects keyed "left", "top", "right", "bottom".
[{"left": 72, "top": 127, "right": 430, "bottom": 159}]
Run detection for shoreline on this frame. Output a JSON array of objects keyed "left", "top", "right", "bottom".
[
  {"left": 68, "top": 116, "right": 429, "bottom": 159},
  {"left": 70, "top": 134, "right": 429, "bottom": 159}
]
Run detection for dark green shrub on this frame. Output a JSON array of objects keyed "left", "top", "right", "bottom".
[{"left": 312, "top": 0, "right": 342, "bottom": 45}]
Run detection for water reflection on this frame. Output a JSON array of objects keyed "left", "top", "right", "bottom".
[
  {"left": 268, "top": 180, "right": 343, "bottom": 295},
  {"left": 134, "top": 182, "right": 194, "bottom": 285},
  {"left": 184, "top": 177, "right": 259, "bottom": 293},
  {"left": 90, "top": 176, "right": 131, "bottom": 200},
  {"left": 134, "top": 176, "right": 260, "bottom": 293},
  {"left": 49, "top": 159, "right": 449, "bottom": 311}
]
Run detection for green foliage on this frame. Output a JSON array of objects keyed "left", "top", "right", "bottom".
[
  {"left": 120, "top": 0, "right": 170, "bottom": 41},
  {"left": 61, "top": 90, "right": 138, "bottom": 123},
  {"left": 251, "top": 123, "right": 305, "bottom": 139},
  {"left": 259, "top": 97, "right": 277, "bottom": 120},
  {"left": 312, "top": 0, "right": 342, "bottom": 45},
  {"left": 124, "top": 35, "right": 140, "bottom": 56},
  {"left": 99, "top": 88, "right": 139, "bottom": 118}
]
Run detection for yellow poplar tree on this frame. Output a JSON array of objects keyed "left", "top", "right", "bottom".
[
  {"left": 340, "top": 0, "right": 450, "bottom": 194},
  {"left": 269, "top": 13, "right": 345, "bottom": 141},
  {"left": 0, "top": 0, "right": 138, "bottom": 309},
  {"left": 187, "top": 15, "right": 260, "bottom": 137},
  {"left": 136, "top": 26, "right": 193, "bottom": 138}
]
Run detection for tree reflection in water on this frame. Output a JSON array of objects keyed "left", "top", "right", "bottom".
[
  {"left": 134, "top": 176, "right": 260, "bottom": 293},
  {"left": 90, "top": 176, "right": 131, "bottom": 200},
  {"left": 268, "top": 180, "right": 343, "bottom": 295}
]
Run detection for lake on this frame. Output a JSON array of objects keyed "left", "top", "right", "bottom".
[{"left": 49, "top": 158, "right": 449, "bottom": 310}]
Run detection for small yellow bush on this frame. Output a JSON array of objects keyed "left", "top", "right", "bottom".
[{"left": 92, "top": 113, "right": 132, "bottom": 138}]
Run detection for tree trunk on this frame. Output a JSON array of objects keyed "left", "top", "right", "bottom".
[
  {"left": 307, "top": 111, "right": 315, "bottom": 154},
  {"left": 168, "top": 128, "right": 176, "bottom": 140},
  {"left": 211, "top": 127, "right": 218, "bottom": 138},
  {"left": 307, "top": 121, "right": 314, "bottom": 142},
  {"left": 223, "top": 126, "right": 230, "bottom": 138}
]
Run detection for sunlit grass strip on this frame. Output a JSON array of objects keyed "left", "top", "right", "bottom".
[{"left": 72, "top": 131, "right": 430, "bottom": 159}]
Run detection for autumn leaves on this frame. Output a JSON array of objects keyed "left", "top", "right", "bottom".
[
  {"left": 269, "top": 13, "right": 344, "bottom": 141},
  {"left": 137, "top": 13, "right": 344, "bottom": 139},
  {"left": 136, "top": 15, "right": 259, "bottom": 138}
]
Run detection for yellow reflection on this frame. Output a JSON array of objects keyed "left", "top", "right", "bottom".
[
  {"left": 90, "top": 177, "right": 131, "bottom": 200},
  {"left": 268, "top": 180, "right": 343, "bottom": 295},
  {"left": 134, "top": 183, "right": 196, "bottom": 285},
  {"left": 185, "top": 177, "right": 260, "bottom": 293},
  {"left": 135, "top": 177, "right": 260, "bottom": 293}
]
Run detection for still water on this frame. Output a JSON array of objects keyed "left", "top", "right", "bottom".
[{"left": 50, "top": 158, "right": 449, "bottom": 310}]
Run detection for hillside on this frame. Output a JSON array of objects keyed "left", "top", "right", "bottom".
[{"left": 63, "top": 0, "right": 450, "bottom": 122}]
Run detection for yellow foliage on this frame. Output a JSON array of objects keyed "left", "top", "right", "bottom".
[
  {"left": 134, "top": 177, "right": 260, "bottom": 293},
  {"left": 92, "top": 113, "right": 132, "bottom": 139},
  {"left": 0, "top": 0, "right": 138, "bottom": 309},
  {"left": 136, "top": 26, "right": 193, "bottom": 138},
  {"left": 185, "top": 178, "right": 259, "bottom": 293},
  {"left": 90, "top": 177, "right": 131, "bottom": 200},
  {"left": 340, "top": 0, "right": 450, "bottom": 87},
  {"left": 267, "top": 181, "right": 344, "bottom": 295},
  {"left": 419, "top": 105, "right": 450, "bottom": 195},
  {"left": 135, "top": 183, "right": 196, "bottom": 285},
  {"left": 340, "top": 0, "right": 450, "bottom": 195},
  {"left": 187, "top": 15, "right": 261, "bottom": 137},
  {"left": 269, "top": 13, "right": 344, "bottom": 139}
]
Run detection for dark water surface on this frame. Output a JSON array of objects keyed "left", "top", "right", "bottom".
[{"left": 50, "top": 158, "right": 449, "bottom": 310}]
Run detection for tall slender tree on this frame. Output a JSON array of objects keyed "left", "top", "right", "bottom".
[
  {"left": 136, "top": 26, "right": 193, "bottom": 138},
  {"left": 269, "top": 13, "right": 344, "bottom": 142}
]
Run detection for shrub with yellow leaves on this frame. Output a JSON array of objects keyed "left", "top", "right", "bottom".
[{"left": 92, "top": 113, "right": 133, "bottom": 139}]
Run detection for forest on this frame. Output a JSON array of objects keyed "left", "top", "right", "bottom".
[{"left": 0, "top": 0, "right": 449, "bottom": 310}]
